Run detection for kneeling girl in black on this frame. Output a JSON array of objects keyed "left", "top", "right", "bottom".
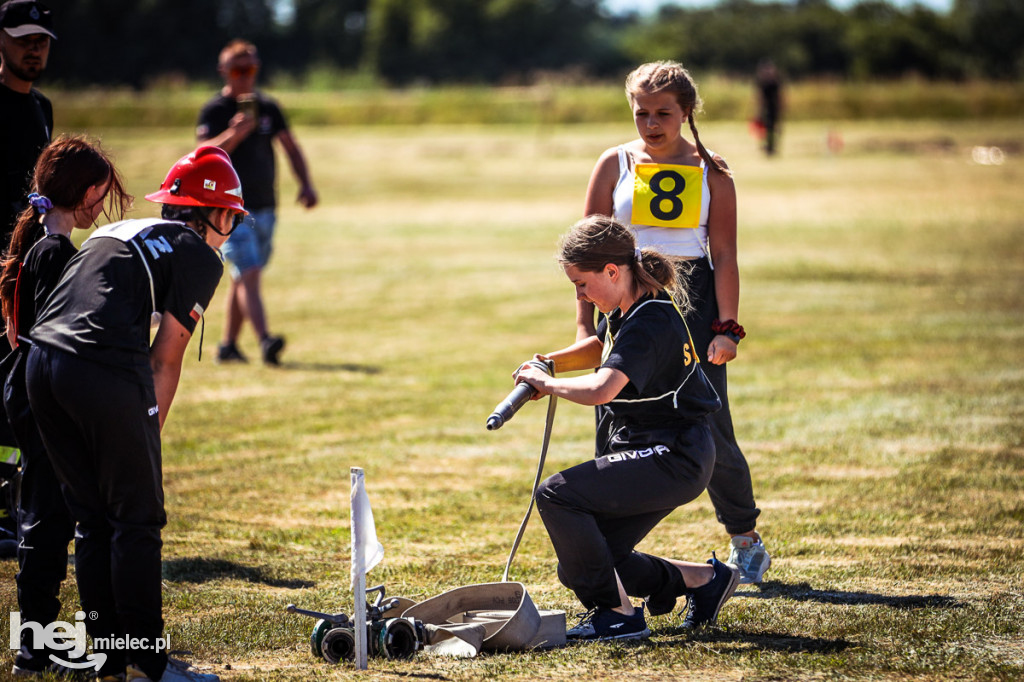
[
  {"left": 514, "top": 215, "right": 741, "bottom": 641},
  {"left": 25, "top": 146, "right": 245, "bottom": 682}
]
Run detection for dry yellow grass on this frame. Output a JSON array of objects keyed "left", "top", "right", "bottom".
[{"left": 0, "top": 118, "right": 1021, "bottom": 680}]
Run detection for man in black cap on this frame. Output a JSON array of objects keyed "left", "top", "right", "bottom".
[{"left": 0, "top": 0, "right": 56, "bottom": 250}]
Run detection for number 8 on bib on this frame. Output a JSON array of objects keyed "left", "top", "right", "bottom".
[{"left": 631, "top": 163, "right": 703, "bottom": 229}]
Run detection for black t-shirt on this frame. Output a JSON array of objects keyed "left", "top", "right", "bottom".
[
  {"left": 759, "top": 79, "right": 780, "bottom": 121},
  {"left": 12, "top": 232, "right": 77, "bottom": 341},
  {"left": 196, "top": 92, "right": 287, "bottom": 210},
  {"left": 596, "top": 292, "right": 720, "bottom": 430},
  {"left": 0, "top": 84, "right": 53, "bottom": 248},
  {"left": 30, "top": 220, "right": 224, "bottom": 383}
]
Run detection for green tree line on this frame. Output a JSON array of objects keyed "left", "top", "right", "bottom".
[{"left": 37, "top": 0, "right": 1024, "bottom": 88}]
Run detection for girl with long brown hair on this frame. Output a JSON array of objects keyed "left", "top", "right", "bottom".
[{"left": 3, "top": 134, "right": 130, "bottom": 677}]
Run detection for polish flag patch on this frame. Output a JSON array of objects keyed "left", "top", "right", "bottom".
[{"left": 190, "top": 302, "right": 205, "bottom": 322}]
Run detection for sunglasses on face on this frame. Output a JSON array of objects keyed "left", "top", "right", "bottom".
[
  {"left": 230, "top": 212, "right": 246, "bottom": 232},
  {"left": 229, "top": 65, "right": 257, "bottom": 78}
]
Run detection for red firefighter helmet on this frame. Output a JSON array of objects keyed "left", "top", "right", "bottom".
[{"left": 145, "top": 146, "right": 247, "bottom": 213}]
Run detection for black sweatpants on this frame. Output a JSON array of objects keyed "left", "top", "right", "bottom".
[
  {"left": 4, "top": 348, "right": 75, "bottom": 660},
  {"left": 536, "top": 422, "right": 715, "bottom": 610},
  {"left": 26, "top": 345, "right": 168, "bottom": 680},
  {"left": 685, "top": 257, "right": 761, "bottom": 535}
]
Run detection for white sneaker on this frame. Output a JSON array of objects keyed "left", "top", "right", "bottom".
[
  {"left": 126, "top": 658, "right": 219, "bottom": 682},
  {"left": 726, "top": 533, "right": 771, "bottom": 584}
]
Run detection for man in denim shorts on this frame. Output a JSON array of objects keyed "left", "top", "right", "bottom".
[{"left": 196, "top": 39, "right": 317, "bottom": 365}]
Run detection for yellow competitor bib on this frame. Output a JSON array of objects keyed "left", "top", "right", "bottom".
[{"left": 631, "top": 163, "right": 703, "bottom": 228}]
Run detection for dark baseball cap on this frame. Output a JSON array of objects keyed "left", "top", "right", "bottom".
[{"left": 0, "top": 1, "right": 57, "bottom": 40}]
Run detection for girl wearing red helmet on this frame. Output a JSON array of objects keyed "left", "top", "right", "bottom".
[{"left": 24, "top": 146, "right": 243, "bottom": 682}]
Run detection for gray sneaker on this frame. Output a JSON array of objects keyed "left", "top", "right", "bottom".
[{"left": 726, "top": 533, "right": 771, "bottom": 584}]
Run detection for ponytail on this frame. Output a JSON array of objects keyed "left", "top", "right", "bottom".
[
  {"left": 634, "top": 246, "right": 676, "bottom": 292},
  {"left": 0, "top": 210, "right": 45, "bottom": 324}
]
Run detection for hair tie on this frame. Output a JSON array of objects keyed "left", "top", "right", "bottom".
[
  {"left": 28, "top": 193, "right": 53, "bottom": 214},
  {"left": 634, "top": 247, "right": 642, "bottom": 263}
]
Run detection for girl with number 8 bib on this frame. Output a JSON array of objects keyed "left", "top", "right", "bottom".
[
  {"left": 579, "top": 61, "right": 770, "bottom": 585},
  {"left": 514, "top": 216, "right": 741, "bottom": 640}
]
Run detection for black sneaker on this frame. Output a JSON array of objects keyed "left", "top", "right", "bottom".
[
  {"left": 260, "top": 335, "right": 285, "bottom": 366},
  {"left": 12, "top": 652, "right": 44, "bottom": 677},
  {"left": 681, "top": 553, "right": 741, "bottom": 629},
  {"left": 216, "top": 342, "right": 247, "bottom": 364},
  {"left": 566, "top": 604, "right": 650, "bottom": 641}
]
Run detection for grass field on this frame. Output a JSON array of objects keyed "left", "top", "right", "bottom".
[
  {"left": 0, "top": 118, "right": 1022, "bottom": 680},
  {"left": 49, "top": 78, "right": 1024, "bottom": 129}
]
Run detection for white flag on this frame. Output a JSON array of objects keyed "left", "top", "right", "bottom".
[{"left": 350, "top": 469, "right": 384, "bottom": 590}]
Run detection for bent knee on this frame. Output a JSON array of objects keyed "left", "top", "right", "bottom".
[
  {"left": 555, "top": 562, "right": 572, "bottom": 589},
  {"left": 535, "top": 473, "right": 565, "bottom": 512}
]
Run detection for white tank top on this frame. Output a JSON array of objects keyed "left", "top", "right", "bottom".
[{"left": 611, "top": 145, "right": 713, "bottom": 265}]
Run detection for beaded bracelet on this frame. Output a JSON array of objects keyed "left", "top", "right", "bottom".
[{"left": 711, "top": 318, "right": 746, "bottom": 343}]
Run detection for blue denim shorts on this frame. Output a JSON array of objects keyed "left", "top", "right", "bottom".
[{"left": 220, "top": 208, "right": 277, "bottom": 279}]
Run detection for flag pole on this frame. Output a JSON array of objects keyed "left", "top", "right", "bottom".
[{"left": 351, "top": 467, "right": 368, "bottom": 670}]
